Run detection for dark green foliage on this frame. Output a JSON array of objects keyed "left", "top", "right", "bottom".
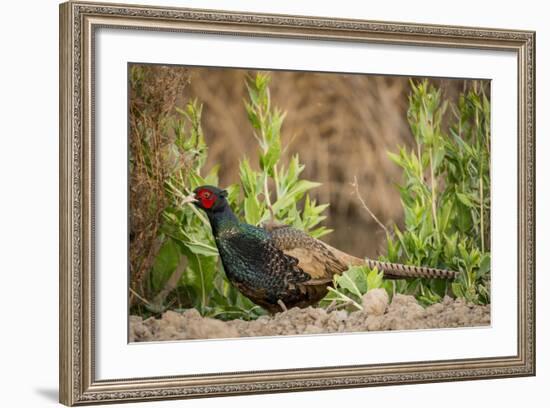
[
  {"left": 383, "top": 80, "right": 490, "bottom": 305},
  {"left": 320, "top": 266, "right": 387, "bottom": 311},
  {"left": 319, "top": 81, "right": 490, "bottom": 309},
  {"left": 238, "top": 74, "right": 330, "bottom": 238}
]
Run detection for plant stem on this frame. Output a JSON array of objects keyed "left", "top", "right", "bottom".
[
  {"left": 273, "top": 164, "right": 280, "bottom": 200},
  {"left": 177, "top": 228, "right": 218, "bottom": 253},
  {"left": 129, "top": 288, "right": 152, "bottom": 307},
  {"left": 429, "top": 148, "right": 440, "bottom": 244},
  {"left": 195, "top": 253, "right": 207, "bottom": 309},
  {"left": 264, "top": 173, "right": 275, "bottom": 221},
  {"left": 186, "top": 203, "right": 210, "bottom": 227},
  {"left": 479, "top": 169, "right": 485, "bottom": 253},
  {"left": 352, "top": 176, "right": 389, "bottom": 236},
  {"left": 152, "top": 255, "right": 187, "bottom": 309},
  {"left": 326, "top": 287, "right": 363, "bottom": 311},
  {"left": 417, "top": 142, "right": 423, "bottom": 181}
]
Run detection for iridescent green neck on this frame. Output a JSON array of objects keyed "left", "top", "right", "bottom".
[{"left": 206, "top": 204, "right": 240, "bottom": 236}]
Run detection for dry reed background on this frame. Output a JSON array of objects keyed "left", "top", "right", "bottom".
[{"left": 178, "top": 66, "right": 472, "bottom": 257}]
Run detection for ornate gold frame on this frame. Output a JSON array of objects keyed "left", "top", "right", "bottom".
[{"left": 59, "top": 1, "right": 536, "bottom": 405}]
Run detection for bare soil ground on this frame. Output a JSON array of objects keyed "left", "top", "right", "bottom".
[{"left": 129, "top": 291, "right": 490, "bottom": 342}]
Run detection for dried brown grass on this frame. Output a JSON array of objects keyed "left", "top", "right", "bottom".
[{"left": 128, "top": 64, "right": 189, "bottom": 304}]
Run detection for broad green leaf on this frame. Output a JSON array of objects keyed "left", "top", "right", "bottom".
[
  {"left": 244, "top": 195, "right": 262, "bottom": 225},
  {"left": 387, "top": 151, "right": 404, "bottom": 168},
  {"left": 334, "top": 268, "right": 364, "bottom": 298},
  {"left": 260, "top": 137, "right": 281, "bottom": 175},
  {"left": 225, "top": 183, "right": 241, "bottom": 206},
  {"left": 272, "top": 180, "right": 321, "bottom": 213},
  {"left": 239, "top": 158, "right": 258, "bottom": 195},
  {"left": 151, "top": 238, "right": 180, "bottom": 292},
  {"left": 244, "top": 102, "right": 261, "bottom": 130},
  {"left": 456, "top": 192, "right": 475, "bottom": 208},
  {"left": 366, "top": 267, "right": 384, "bottom": 291},
  {"left": 476, "top": 253, "right": 491, "bottom": 279},
  {"left": 308, "top": 226, "right": 332, "bottom": 239},
  {"left": 183, "top": 240, "right": 219, "bottom": 257}
]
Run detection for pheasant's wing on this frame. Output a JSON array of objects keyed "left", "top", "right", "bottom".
[
  {"left": 267, "top": 224, "right": 359, "bottom": 284},
  {"left": 230, "top": 223, "right": 312, "bottom": 286}
]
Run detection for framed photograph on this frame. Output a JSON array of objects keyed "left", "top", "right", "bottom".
[{"left": 59, "top": 1, "right": 535, "bottom": 405}]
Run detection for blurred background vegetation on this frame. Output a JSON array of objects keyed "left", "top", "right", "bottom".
[{"left": 128, "top": 64, "right": 490, "bottom": 319}]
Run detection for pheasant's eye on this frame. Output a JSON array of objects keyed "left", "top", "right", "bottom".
[{"left": 202, "top": 191, "right": 211, "bottom": 199}]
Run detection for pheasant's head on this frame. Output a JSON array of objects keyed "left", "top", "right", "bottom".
[{"left": 193, "top": 185, "right": 229, "bottom": 213}]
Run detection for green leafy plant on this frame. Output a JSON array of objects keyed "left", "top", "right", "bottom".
[
  {"left": 238, "top": 74, "right": 331, "bottom": 238},
  {"left": 383, "top": 80, "right": 491, "bottom": 305},
  {"left": 319, "top": 80, "right": 490, "bottom": 309},
  {"left": 135, "top": 73, "right": 330, "bottom": 320},
  {"left": 320, "top": 266, "right": 387, "bottom": 311}
]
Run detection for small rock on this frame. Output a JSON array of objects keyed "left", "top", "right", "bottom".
[
  {"left": 389, "top": 293, "right": 418, "bottom": 307},
  {"left": 331, "top": 310, "right": 348, "bottom": 321},
  {"left": 362, "top": 288, "right": 389, "bottom": 316},
  {"left": 366, "top": 315, "right": 383, "bottom": 331},
  {"left": 129, "top": 320, "right": 151, "bottom": 342},
  {"left": 185, "top": 315, "right": 239, "bottom": 339},
  {"left": 162, "top": 310, "right": 184, "bottom": 329}
]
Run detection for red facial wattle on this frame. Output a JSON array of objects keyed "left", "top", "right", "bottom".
[
  {"left": 196, "top": 189, "right": 216, "bottom": 209},
  {"left": 201, "top": 196, "right": 216, "bottom": 209}
]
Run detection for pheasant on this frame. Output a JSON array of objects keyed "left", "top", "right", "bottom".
[{"left": 192, "top": 185, "right": 457, "bottom": 313}]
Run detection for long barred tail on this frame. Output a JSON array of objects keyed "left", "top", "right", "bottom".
[
  {"left": 319, "top": 240, "right": 459, "bottom": 280},
  {"left": 365, "top": 259, "right": 458, "bottom": 280}
]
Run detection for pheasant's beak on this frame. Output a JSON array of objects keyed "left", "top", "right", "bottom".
[{"left": 180, "top": 193, "right": 199, "bottom": 206}]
